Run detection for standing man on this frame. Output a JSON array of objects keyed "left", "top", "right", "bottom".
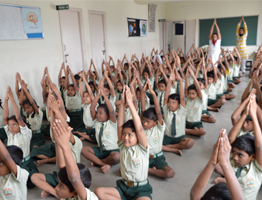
[{"left": 236, "top": 16, "right": 248, "bottom": 74}]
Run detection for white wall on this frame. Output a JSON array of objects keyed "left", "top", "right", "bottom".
[
  {"left": 0, "top": 0, "right": 165, "bottom": 110},
  {"left": 164, "top": 1, "right": 262, "bottom": 59}
]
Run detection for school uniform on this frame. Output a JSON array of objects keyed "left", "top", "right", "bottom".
[
  {"left": 0, "top": 107, "right": 7, "bottom": 142},
  {"left": 163, "top": 104, "right": 187, "bottom": 145},
  {"left": 237, "top": 128, "right": 254, "bottom": 138},
  {"left": 201, "top": 89, "right": 212, "bottom": 116},
  {"left": 92, "top": 119, "right": 119, "bottom": 159},
  {"left": 230, "top": 159, "right": 262, "bottom": 200},
  {"left": 67, "top": 188, "right": 98, "bottom": 200},
  {"left": 64, "top": 90, "right": 85, "bottom": 130},
  {"left": 142, "top": 77, "right": 155, "bottom": 104},
  {"left": 145, "top": 121, "right": 168, "bottom": 170},
  {"left": 222, "top": 74, "right": 229, "bottom": 94},
  {"left": 27, "top": 110, "right": 45, "bottom": 149},
  {"left": 137, "top": 97, "right": 150, "bottom": 117},
  {"left": 233, "top": 63, "right": 241, "bottom": 79},
  {"left": 5, "top": 125, "right": 38, "bottom": 188},
  {"left": 40, "top": 103, "right": 51, "bottom": 138},
  {"left": 116, "top": 141, "right": 152, "bottom": 200},
  {"left": 99, "top": 95, "right": 116, "bottom": 111},
  {"left": 207, "top": 83, "right": 218, "bottom": 106},
  {"left": 186, "top": 97, "right": 203, "bottom": 129},
  {"left": 115, "top": 90, "right": 122, "bottom": 101},
  {"left": 156, "top": 89, "right": 165, "bottom": 108},
  {"left": 59, "top": 84, "right": 65, "bottom": 105},
  {"left": 0, "top": 165, "right": 29, "bottom": 200},
  {"left": 215, "top": 76, "right": 224, "bottom": 98},
  {"left": 228, "top": 64, "right": 234, "bottom": 82},
  {"left": 125, "top": 108, "right": 134, "bottom": 122},
  {"left": 45, "top": 136, "right": 83, "bottom": 188}
]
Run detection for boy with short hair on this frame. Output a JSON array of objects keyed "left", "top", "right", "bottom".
[{"left": 0, "top": 141, "right": 29, "bottom": 200}]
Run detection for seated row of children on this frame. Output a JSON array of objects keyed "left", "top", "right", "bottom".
[{"left": 1, "top": 44, "right": 261, "bottom": 199}]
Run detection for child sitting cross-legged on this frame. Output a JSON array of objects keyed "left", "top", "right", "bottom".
[
  {"left": 141, "top": 79, "right": 175, "bottom": 178},
  {"left": 95, "top": 85, "right": 152, "bottom": 200},
  {"left": 81, "top": 84, "right": 120, "bottom": 174},
  {"left": 162, "top": 68, "right": 194, "bottom": 155}
]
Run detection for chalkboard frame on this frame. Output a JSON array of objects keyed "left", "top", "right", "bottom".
[{"left": 199, "top": 15, "right": 258, "bottom": 47}]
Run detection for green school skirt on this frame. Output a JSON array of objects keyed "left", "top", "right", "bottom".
[
  {"left": 0, "top": 127, "right": 7, "bottom": 142},
  {"left": 115, "top": 179, "right": 152, "bottom": 200},
  {"left": 163, "top": 135, "right": 185, "bottom": 145},
  {"left": 41, "top": 124, "right": 50, "bottom": 138},
  {"left": 21, "top": 157, "right": 39, "bottom": 189},
  {"left": 91, "top": 147, "right": 119, "bottom": 159},
  {"left": 45, "top": 171, "right": 59, "bottom": 188},
  {"left": 30, "top": 143, "right": 56, "bottom": 160},
  {"left": 186, "top": 121, "right": 203, "bottom": 129},
  {"left": 68, "top": 109, "right": 85, "bottom": 130},
  {"left": 74, "top": 126, "right": 97, "bottom": 143},
  {"left": 202, "top": 110, "right": 212, "bottom": 116},
  {"left": 149, "top": 154, "right": 168, "bottom": 169},
  {"left": 207, "top": 98, "right": 218, "bottom": 106},
  {"left": 30, "top": 131, "right": 45, "bottom": 149}
]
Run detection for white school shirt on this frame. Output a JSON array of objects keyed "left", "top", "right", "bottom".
[
  {"left": 99, "top": 95, "right": 116, "bottom": 111},
  {"left": 27, "top": 110, "right": 43, "bottom": 131},
  {"left": 68, "top": 188, "right": 98, "bottom": 200},
  {"left": 186, "top": 97, "right": 203, "bottom": 122},
  {"left": 233, "top": 63, "right": 241, "bottom": 77},
  {"left": 5, "top": 125, "right": 32, "bottom": 158},
  {"left": 94, "top": 119, "right": 118, "bottom": 150},
  {"left": 64, "top": 90, "right": 82, "bottom": 110},
  {"left": 119, "top": 141, "right": 149, "bottom": 182},
  {"left": 228, "top": 64, "right": 234, "bottom": 80},
  {"left": 237, "top": 128, "right": 254, "bottom": 138},
  {"left": 144, "top": 121, "right": 165, "bottom": 155},
  {"left": 208, "top": 39, "right": 221, "bottom": 67},
  {"left": 208, "top": 83, "right": 217, "bottom": 99},
  {"left": 156, "top": 89, "right": 165, "bottom": 108},
  {"left": 216, "top": 76, "right": 224, "bottom": 95},
  {"left": 201, "top": 89, "right": 208, "bottom": 111},
  {"left": 0, "top": 165, "right": 29, "bottom": 200},
  {"left": 223, "top": 74, "right": 228, "bottom": 91},
  {"left": 0, "top": 107, "right": 4, "bottom": 128},
  {"left": 163, "top": 104, "right": 186, "bottom": 138},
  {"left": 82, "top": 103, "right": 97, "bottom": 128},
  {"left": 231, "top": 159, "right": 262, "bottom": 200}
]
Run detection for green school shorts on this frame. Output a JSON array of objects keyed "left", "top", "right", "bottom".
[
  {"left": 149, "top": 154, "right": 168, "bottom": 169},
  {"left": 30, "top": 131, "right": 45, "bottom": 149},
  {"left": 30, "top": 143, "right": 56, "bottom": 160},
  {"left": 216, "top": 94, "right": 223, "bottom": 99},
  {"left": 186, "top": 121, "right": 203, "bottom": 129},
  {"left": 74, "top": 126, "right": 97, "bottom": 143},
  {"left": 45, "top": 171, "right": 59, "bottom": 188},
  {"left": 163, "top": 135, "right": 185, "bottom": 145},
  {"left": 21, "top": 157, "right": 39, "bottom": 189},
  {"left": 68, "top": 109, "right": 85, "bottom": 130},
  {"left": 202, "top": 110, "right": 212, "bottom": 116},
  {"left": 115, "top": 179, "right": 152, "bottom": 200},
  {"left": 233, "top": 76, "right": 240, "bottom": 80},
  {"left": 208, "top": 98, "right": 218, "bottom": 106},
  {"left": 228, "top": 80, "right": 234, "bottom": 83},
  {"left": 91, "top": 147, "right": 120, "bottom": 159},
  {"left": 223, "top": 91, "right": 229, "bottom": 95},
  {"left": 0, "top": 127, "right": 7, "bottom": 142}
]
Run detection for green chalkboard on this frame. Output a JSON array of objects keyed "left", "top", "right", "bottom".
[{"left": 199, "top": 16, "right": 258, "bottom": 47}]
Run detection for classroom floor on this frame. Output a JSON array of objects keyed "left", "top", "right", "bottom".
[{"left": 27, "top": 74, "right": 262, "bottom": 200}]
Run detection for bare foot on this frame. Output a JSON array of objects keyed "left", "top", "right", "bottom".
[
  {"left": 172, "top": 149, "right": 182, "bottom": 156},
  {"left": 101, "top": 164, "right": 111, "bottom": 174},
  {"left": 37, "top": 158, "right": 48, "bottom": 167},
  {"left": 213, "top": 177, "right": 226, "bottom": 184},
  {"left": 152, "top": 166, "right": 157, "bottom": 170},
  {"left": 41, "top": 190, "right": 50, "bottom": 199},
  {"left": 89, "top": 162, "right": 94, "bottom": 168}
]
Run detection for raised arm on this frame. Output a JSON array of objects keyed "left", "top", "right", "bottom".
[
  {"left": 249, "top": 96, "right": 262, "bottom": 167},
  {"left": 189, "top": 68, "right": 202, "bottom": 100},
  {"left": 209, "top": 20, "right": 215, "bottom": 40},
  {"left": 58, "top": 62, "right": 65, "bottom": 85},
  {"left": 126, "top": 86, "right": 147, "bottom": 148},
  {"left": 67, "top": 66, "right": 79, "bottom": 92},
  {"left": 214, "top": 19, "right": 221, "bottom": 39},
  {"left": 90, "top": 90, "right": 100, "bottom": 121},
  {"left": 81, "top": 73, "right": 94, "bottom": 101},
  {"left": 3, "top": 89, "right": 9, "bottom": 126},
  {"left": 104, "top": 69, "right": 115, "bottom": 97},
  {"left": 117, "top": 86, "right": 126, "bottom": 142},
  {"left": 176, "top": 69, "right": 186, "bottom": 108},
  {"left": 164, "top": 70, "right": 175, "bottom": 106},
  {"left": 101, "top": 88, "right": 116, "bottom": 123}
]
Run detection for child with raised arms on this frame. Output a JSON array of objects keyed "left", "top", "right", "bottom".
[
  {"left": 162, "top": 68, "right": 194, "bottom": 155},
  {"left": 81, "top": 84, "right": 120, "bottom": 174},
  {"left": 95, "top": 85, "right": 152, "bottom": 200},
  {"left": 3, "top": 86, "right": 38, "bottom": 189}
]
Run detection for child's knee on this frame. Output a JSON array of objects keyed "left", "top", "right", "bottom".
[
  {"left": 185, "top": 138, "right": 194, "bottom": 149},
  {"left": 199, "top": 128, "right": 206, "bottom": 136},
  {"left": 30, "top": 173, "right": 42, "bottom": 184},
  {"left": 220, "top": 98, "right": 226, "bottom": 105},
  {"left": 210, "top": 116, "right": 216, "bottom": 123},
  {"left": 110, "top": 152, "right": 120, "bottom": 164},
  {"left": 94, "top": 187, "right": 105, "bottom": 198},
  {"left": 165, "top": 167, "right": 175, "bottom": 178}
]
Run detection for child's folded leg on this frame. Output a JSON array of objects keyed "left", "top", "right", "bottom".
[{"left": 94, "top": 187, "right": 121, "bottom": 200}]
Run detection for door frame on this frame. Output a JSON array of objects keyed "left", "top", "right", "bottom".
[
  {"left": 59, "top": 7, "right": 87, "bottom": 70},
  {"left": 88, "top": 10, "right": 108, "bottom": 62}
]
